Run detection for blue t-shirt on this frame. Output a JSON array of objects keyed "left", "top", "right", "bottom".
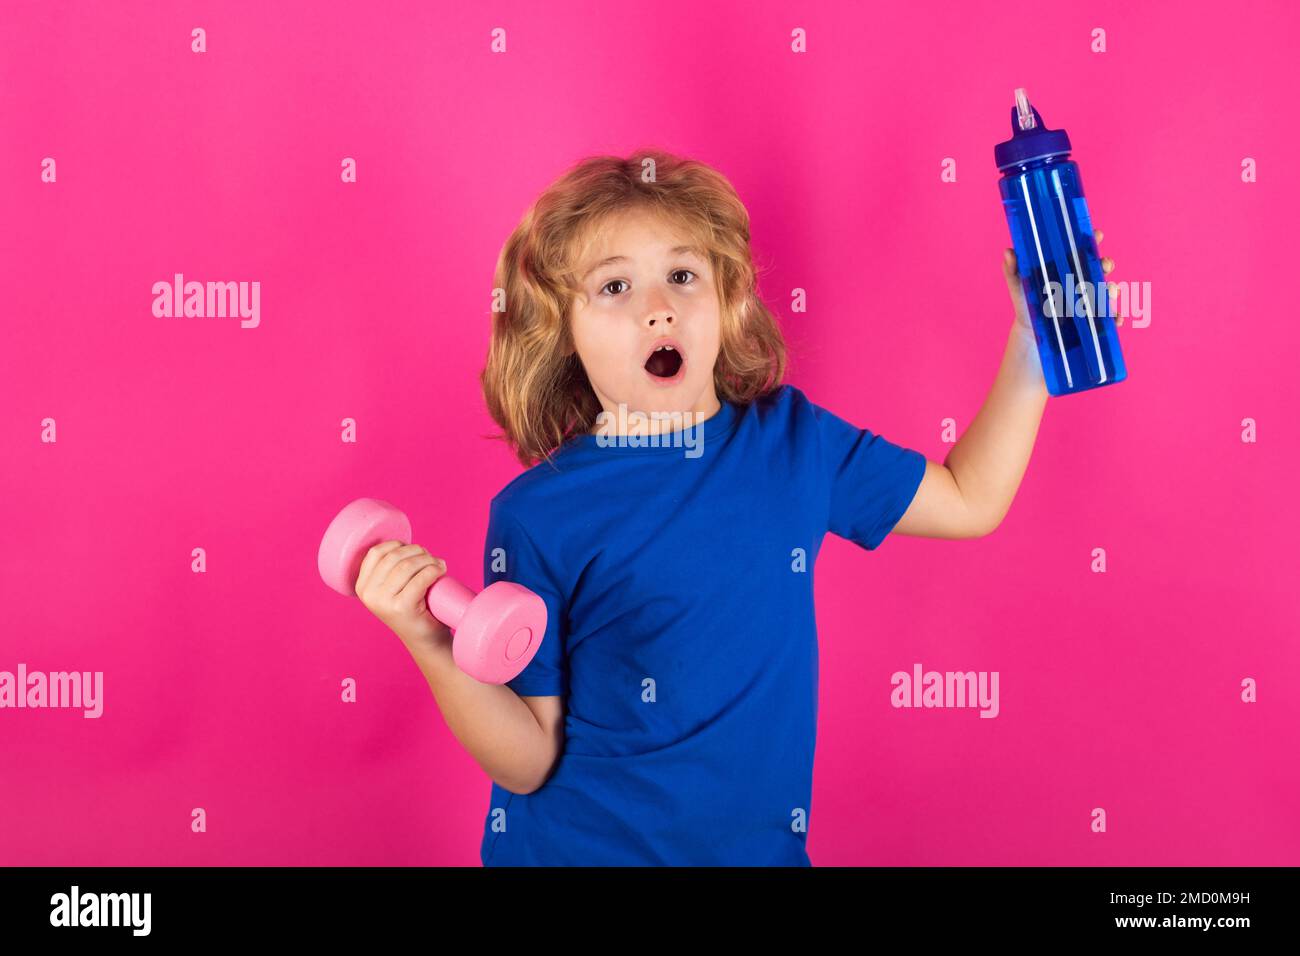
[{"left": 479, "top": 383, "right": 927, "bottom": 866}]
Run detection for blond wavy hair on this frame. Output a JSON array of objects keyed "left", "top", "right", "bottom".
[{"left": 480, "top": 148, "right": 787, "bottom": 467}]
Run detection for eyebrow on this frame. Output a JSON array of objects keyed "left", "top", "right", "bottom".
[{"left": 581, "top": 245, "right": 705, "bottom": 281}]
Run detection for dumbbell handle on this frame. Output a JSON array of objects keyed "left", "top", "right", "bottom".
[
  {"left": 426, "top": 574, "right": 476, "bottom": 631},
  {"left": 427, "top": 568, "right": 543, "bottom": 673}
]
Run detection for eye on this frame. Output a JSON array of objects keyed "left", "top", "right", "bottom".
[{"left": 599, "top": 269, "right": 697, "bottom": 297}]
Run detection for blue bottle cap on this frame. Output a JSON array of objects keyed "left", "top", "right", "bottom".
[{"left": 994, "top": 89, "right": 1072, "bottom": 171}]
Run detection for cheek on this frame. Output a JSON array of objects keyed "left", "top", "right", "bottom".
[
  {"left": 592, "top": 341, "right": 627, "bottom": 374},
  {"left": 696, "top": 308, "right": 723, "bottom": 353},
  {"left": 572, "top": 314, "right": 630, "bottom": 370},
  {"left": 569, "top": 310, "right": 599, "bottom": 354}
]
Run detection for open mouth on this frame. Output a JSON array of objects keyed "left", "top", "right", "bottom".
[{"left": 644, "top": 341, "right": 685, "bottom": 382}]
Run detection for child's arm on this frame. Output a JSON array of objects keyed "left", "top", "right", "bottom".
[
  {"left": 351, "top": 540, "right": 563, "bottom": 795},
  {"left": 895, "top": 319, "right": 1046, "bottom": 539},
  {"left": 895, "top": 236, "right": 1117, "bottom": 539},
  {"left": 408, "top": 637, "right": 564, "bottom": 795}
]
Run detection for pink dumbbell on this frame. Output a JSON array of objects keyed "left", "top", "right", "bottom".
[{"left": 317, "top": 497, "right": 546, "bottom": 685}]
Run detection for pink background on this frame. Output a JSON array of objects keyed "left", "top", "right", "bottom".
[{"left": 2, "top": 0, "right": 1296, "bottom": 866}]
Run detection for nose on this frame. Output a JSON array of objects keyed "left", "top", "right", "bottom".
[{"left": 644, "top": 293, "right": 674, "bottom": 328}]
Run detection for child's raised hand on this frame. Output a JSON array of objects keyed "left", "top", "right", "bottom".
[
  {"left": 1002, "top": 228, "right": 1120, "bottom": 328},
  {"left": 1095, "top": 229, "right": 1119, "bottom": 324}
]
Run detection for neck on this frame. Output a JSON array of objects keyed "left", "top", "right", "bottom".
[{"left": 589, "top": 394, "right": 723, "bottom": 437}]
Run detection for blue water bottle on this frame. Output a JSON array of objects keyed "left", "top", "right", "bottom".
[{"left": 995, "top": 89, "right": 1127, "bottom": 396}]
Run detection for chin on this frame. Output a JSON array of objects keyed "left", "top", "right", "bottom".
[{"left": 637, "top": 382, "right": 701, "bottom": 413}]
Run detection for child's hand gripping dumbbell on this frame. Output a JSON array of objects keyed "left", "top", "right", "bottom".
[{"left": 317, "top": 498, "right": 546, "bottom": 684}]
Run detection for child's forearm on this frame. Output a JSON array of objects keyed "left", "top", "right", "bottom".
[
  {"left": 405, "top": 639, "right": 560, "bottom": 795},
  {"left": 946, "top": 320, "right": 1049, "bottom": 532}
]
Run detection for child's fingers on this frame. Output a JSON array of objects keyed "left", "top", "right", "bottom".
[
  {"left": 1003, "top": 249, "right": 1030, "bottom": 323},
  {"left": 1094, "top": 228, "right": 1118, "bottom": 321},
  {"left": 372, "top": 544, "right": 428, "bottom": 597},
  {"left": 356, "top": 540, "right": 409, "bottom": 596},
  {"left": 1108, "top": 281, "right": 1123, "bottom": 326},
  {"left": 397, "top": 558, "right": 446, "bottom": 612}
]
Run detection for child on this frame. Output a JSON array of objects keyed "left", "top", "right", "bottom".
[{"left": 355, "top": 149, "right": 1115, "bottom": 866}]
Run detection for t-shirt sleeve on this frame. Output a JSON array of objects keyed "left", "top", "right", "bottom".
[
  {"left": 482, "top": 499, "right": 568, "bottom": 697},
  {"left": 811, "top": 400, "right": 928, "bottom": 551}
]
